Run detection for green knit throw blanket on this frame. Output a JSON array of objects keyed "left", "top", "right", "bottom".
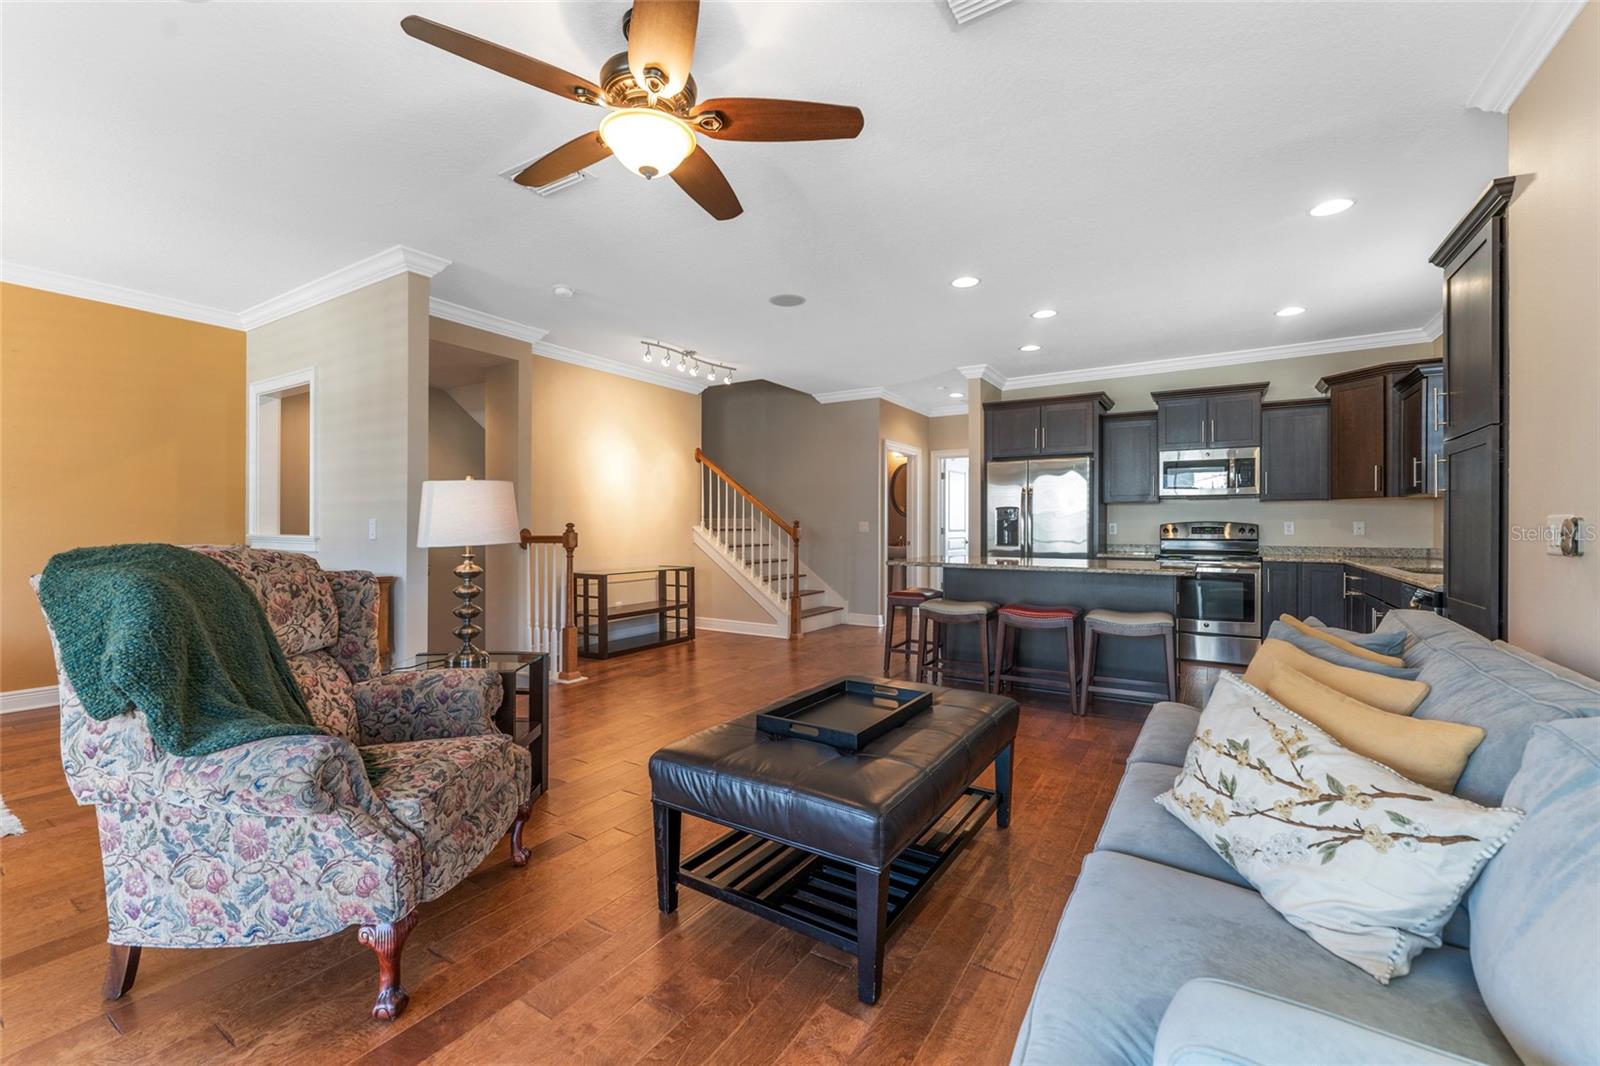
[{"left": 38, "top": 544, "right": 318, "bottom": 757}]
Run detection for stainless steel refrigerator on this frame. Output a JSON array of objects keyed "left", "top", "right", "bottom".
[{"left": 986, "top": 458, "right": 1094, "bottom": 558}]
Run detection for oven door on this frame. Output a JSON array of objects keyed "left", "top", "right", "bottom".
[{"left": 1176, "top": 566, "right": 1261, "bottom": 637}]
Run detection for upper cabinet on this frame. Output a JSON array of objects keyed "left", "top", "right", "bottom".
[
  {"left": 1395, "top": 365, "right": 1445, "bottom": 497},
  {"left": 1260, "top": 400, "right": 1329, "bottom": 501},
  {"left": 985, "top": 393, "right": 1113, "bottom": 459},
  {"left": 1317, "top": 360, "right": 1439, "bottom": 499},
  {"left": 1151, "top": 384, "right": 1266, "bottom": 450},
  {"left": 1101, "top": 412, "right": 1159, "bottom": 503}
]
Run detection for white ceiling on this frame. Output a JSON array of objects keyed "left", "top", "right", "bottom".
[{"left": 3, "top": 2, "right": 1529, "bottom": 405}]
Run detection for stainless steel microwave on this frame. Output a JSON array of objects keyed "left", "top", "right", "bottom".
[{"left": 1159, "top": 447, "right": 1260, "bottom": 497}]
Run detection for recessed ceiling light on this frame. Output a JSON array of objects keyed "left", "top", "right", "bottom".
[
  {"left": 1030, "top": 309, "right": 1057, "bottom": 319},
  {"left": 768, "top": 293, "right": 806, "bottom": 307},
  {"left": 1276, "top": 305, "right": 1307, "bottom": 317},
  {"left": 948, "top": 391, "right": 963, "bottom": 399},
  {"left": 1019, "top": 344, "right": 1041, "bottom": 352},
  {"left": 950, "top": 276, "right": 981, "bottom": 289},
  {"left": 1309, "top": 198, "right": 1355, "bottom": 217}
]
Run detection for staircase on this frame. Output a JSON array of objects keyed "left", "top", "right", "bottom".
[{"left": 694, "top": 449, "right": 845, "bottom": 638}]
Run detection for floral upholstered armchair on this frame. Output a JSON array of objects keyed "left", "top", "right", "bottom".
[{"left": 33, "top": 546, "right": 533, "bottom": 1020}]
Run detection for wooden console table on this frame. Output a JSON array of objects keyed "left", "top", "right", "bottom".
[{"left": 575, "top": 566, "right": 695, "bottom": 659}]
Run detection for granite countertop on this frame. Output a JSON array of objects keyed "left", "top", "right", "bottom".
[{"left": 890, "top": 556, "right": 1191, "bottom": 576}]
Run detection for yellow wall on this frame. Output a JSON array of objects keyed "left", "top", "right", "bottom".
[
  {"left": 1506, "top": 1, "right": 1600, "bottom": 676},
  {"left": 1, "top": 284, "right": 246, "bottom": 691},
  {"left": 278, "top": 390, "right": 310, "bottom": 536}
]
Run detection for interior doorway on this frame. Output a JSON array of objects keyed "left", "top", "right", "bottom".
[
  {"left": 882, "top": 440, "right": 922, "bottom": 607},
  {"left": 934, "top": 451, "right": 970, "bottom": 563}
]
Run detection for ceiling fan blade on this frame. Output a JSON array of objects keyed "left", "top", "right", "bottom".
[
  {"left": 671, "top": 147, "right": 742, "bottom": 221},
  {"left": 627, "top": 0, "right": 699, "bottom": 99},
  {"left": 514, "top": 133, "right": 612, "bottom": 187},
  {"left": 401, "top": 16, "right": 601, "bottom": 105},
  {"left": 690, "top": 98, "right": 864, "bottom": 141}
]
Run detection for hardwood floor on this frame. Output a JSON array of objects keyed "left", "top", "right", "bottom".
[{"left": 0, "top": 625, "right": 1156, "bottom": 1065}]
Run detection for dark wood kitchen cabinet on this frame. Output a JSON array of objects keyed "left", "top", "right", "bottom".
[
  {"left": 1260, "top": 400, "right": 1329, "bottom": 501},
  {"left": 1101, "top": 412, "right": 1158, "bottom": 503},
  {"left": 1396, "top": 365, "right": 1445, "bottom": 497},
  {"left": 1430, "top": 177, "right": 1513, "bottom": 641},
  {"left": 1318, "top": 360, "right": 1439, "bottom": 499},
  {"left": 985, "top": 393, "right": 1113, "bottom": 459},
  {"left": 1298, "top": 563, "right": 1348, "bottom": 626},
  {"left": 1151, "top": 384, "right": 1266, "bottom": 450},
  {"left": 1263, "top": 561, "right": 1301, "bottom": 622}
]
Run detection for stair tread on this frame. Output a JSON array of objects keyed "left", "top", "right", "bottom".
[
  {"left": 801, "top": 604, "right": 844, "bottom": 618},
  {"left": 782, "top": 589, "right": 825, "bottom": 600}
]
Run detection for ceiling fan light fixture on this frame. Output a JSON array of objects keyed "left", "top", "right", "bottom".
[{"left": 599, "top": 108, "right": 696, "bottom": 179}]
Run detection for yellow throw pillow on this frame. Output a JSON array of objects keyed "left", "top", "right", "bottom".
[
  {"left": 1278, "top": 614, "right": 1407, "bottom": 669},
  {"left": 1254, "top": 663, "right": 1483, "bottom": 793},
  {"left": 1246, "top": 639, "right": 1429, "bottom": 715}
]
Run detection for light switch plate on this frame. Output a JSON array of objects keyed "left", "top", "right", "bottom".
[
  {"left": 1282, "top": 521, "right": 1295, "bottom": 536},
  {"left": 1107, "top": 522, "right": 1118, "bottom": 535},
  {"left": 1352, "top": 521, "right": 1366, "bottom": 536},
  {"left": 368, "top": 518, "right": 377, "bottom": 540},
  {"left": 1546, "top": 514, "right": 1585, "bottom": 556},
  {"left": 857, "top": 520, "right": 870, "bottom": 533}
]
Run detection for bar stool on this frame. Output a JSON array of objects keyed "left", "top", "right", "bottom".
[
  {"left": 1078, "top": 609, "right": 1177, "bottom": 716},
  {"left": 884, "top": 586, "right": 942, "bottom": 677},
  {"left": 917, "top": 599, "right": 999, "bottom": 692},
  {"left": 995, "top": 604, "right": 1082, "bottom": 705}
]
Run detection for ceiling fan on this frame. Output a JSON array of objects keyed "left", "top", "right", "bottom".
[{"left": 401, "top": 3, "right": 864, "bottom": 221}]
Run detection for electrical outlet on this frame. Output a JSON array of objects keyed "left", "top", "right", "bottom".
[
  {"left": 1107, "top": 522, "right": 1118, "bottom": 535},
  {"left": 1352, "top": 521, "right": 1366, "bottom": 537},
  {"left": 1282, "top": 521, "right": 1295, "bottom": 536},
  {"left": 368, "top": 518, "right": 378, "bottom": 540},
  {"left": 857, "top": 520, "right": 870, "bottom": 533}
]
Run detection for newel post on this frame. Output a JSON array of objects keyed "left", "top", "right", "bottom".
[
  {"left": 790, "top": 520, "right": 803, "bottom": 640},
  {"left": 559, "top": 523, "right": 581, "bottom": 681}
]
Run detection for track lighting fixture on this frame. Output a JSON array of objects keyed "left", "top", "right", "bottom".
[{"left": 639, "top": 341, "right": 736, "bottom": 386}]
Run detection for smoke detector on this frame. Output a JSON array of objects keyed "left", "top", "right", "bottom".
[{"left": 552, "top": 284, "right": 575, "bottom": 298}]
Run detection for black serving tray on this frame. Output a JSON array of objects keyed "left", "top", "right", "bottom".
[{"left": 754, "top": 677, "right": 934, "bottom": 751}]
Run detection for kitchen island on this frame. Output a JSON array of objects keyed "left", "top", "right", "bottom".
[{"left": 891, "top": 557, "right": 1189, "bottom": 697}]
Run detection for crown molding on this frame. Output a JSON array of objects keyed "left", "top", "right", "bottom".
[
  {"left": 930, "top": 403, "right": 969, "bottom": 418},
  {"left": 997, "top": 323, "right": 1443, "bottom": 393},
  {"left": 1466, "top": 0, "right": 1585, "bottom": 113},
  {"left": 814, "top": 386, "right": 940, "bottom": 417},
  {"left": 238, "top": 245, "right": 452, "bottom": 331},
  {"left": 533, "top": 340, "right": 707, "bottom": 395},
  {"left": 428, "top": 298, "right": 548, "bottom": 346},
  {"left": 0, "top": 261, "right": 242, "bottom": 329},
  {"left": 956, "top": 364, "right": 1007, "bottom": 388},
  {"left": 1420, "top": 311, "right": 1443, "bottom": 341}
]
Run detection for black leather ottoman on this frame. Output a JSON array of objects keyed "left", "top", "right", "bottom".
[{"left": 648, "top": 682, "right": 1019, "bottom": 1003}]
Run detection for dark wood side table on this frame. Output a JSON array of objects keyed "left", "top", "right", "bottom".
[{"left": 407, "top": 652, "right": 550, "bottom": 804}]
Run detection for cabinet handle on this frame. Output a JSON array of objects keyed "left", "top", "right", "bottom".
[
  {"left": 1434, "top": 454, "right": 1446, "bottom": 497},
  {"left": 1411, "top": 456, "right": 1422, "bottom": 488},
  {"left": 1432, "top": 390, "right": 1445, "bottom": 432},
  {"left": 1373, "top": 464, "right": 1380, "bottom": 493},
  {"left": 1208, "top": 418, "right": 1214, "bottom": 444}
]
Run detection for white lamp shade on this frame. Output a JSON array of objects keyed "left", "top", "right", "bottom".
[{"left": 417, "top": 479, "right": 523, "bottom": 548}]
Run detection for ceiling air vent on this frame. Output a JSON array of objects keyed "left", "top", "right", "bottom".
[
  {"left": 946, "top": 0, "right": 1013, "bottom": 26},
  {"left": 498, "top": 160, "right": 593, "bottom": 197}
]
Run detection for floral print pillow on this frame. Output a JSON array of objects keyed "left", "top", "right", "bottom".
[{"left": 1157, "top": 673, "right": 1522, "bottom": 983}]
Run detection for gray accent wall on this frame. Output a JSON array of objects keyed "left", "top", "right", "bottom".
[{"left": 701, "top": 381, "right": 881, "bottom": 616}]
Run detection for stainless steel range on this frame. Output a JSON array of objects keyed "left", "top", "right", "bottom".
[{"left": 1158, "top": 521, "right": 1262, "bottom": 665}]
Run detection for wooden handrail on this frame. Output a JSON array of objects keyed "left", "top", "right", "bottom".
[
  {"left": 694, "top": 448, "right": 799, "bottom": 541},
  {"left": 518, "top": 522, "right": 581, "bottom": 681}
]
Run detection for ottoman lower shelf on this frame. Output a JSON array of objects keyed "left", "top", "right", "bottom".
[{"left": 662, "top": 784, "right": 999, "bottom": 1002}]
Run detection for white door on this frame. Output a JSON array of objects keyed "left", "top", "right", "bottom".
[{"left": 937, "top": 455, "right": 969, "bottom": 562}]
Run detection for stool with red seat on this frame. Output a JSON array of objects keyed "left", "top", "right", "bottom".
[
  {"left": 883, "top": 586, "right": 942, "bottom": 677},
  {"left": 995, "top": 603, "right": 1082, "bottom": 707}
]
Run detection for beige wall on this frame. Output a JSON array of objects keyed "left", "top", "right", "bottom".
[
  {"left": 426, "top": 388, "right": 486, "bottom": 651},
  {"left": 248, "top": 272, "right": 431, "bottom": 658},
  {"left": 1506, "top": 1, "right": 1600, "bottom": 676},
  {"left": 278, "top": 390, "right": 310, "bottom": 536},
  {"left": 929, "top": 414, "right": 967, "bottom": 452},
  {"left": 1, "top": 284, "right": 246, "bottom": 692}
]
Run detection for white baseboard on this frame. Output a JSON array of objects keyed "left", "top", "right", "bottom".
[
  {"left": 698, "top": 616, "right": 788, "bottom": 639},
  {"left": 846, "top": 613, "right": 885, "bottom": 628},
  {"left": 0, "top": 686, "right": 57, "bottom": 714}
]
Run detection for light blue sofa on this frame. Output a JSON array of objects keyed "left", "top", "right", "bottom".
[{"left": 1011, "top": 610, "right": 1600, "bottom": 1066}]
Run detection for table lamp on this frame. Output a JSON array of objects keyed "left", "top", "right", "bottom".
[{"left": 417, "top": 477, "right": 523, "bottom": 667}]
